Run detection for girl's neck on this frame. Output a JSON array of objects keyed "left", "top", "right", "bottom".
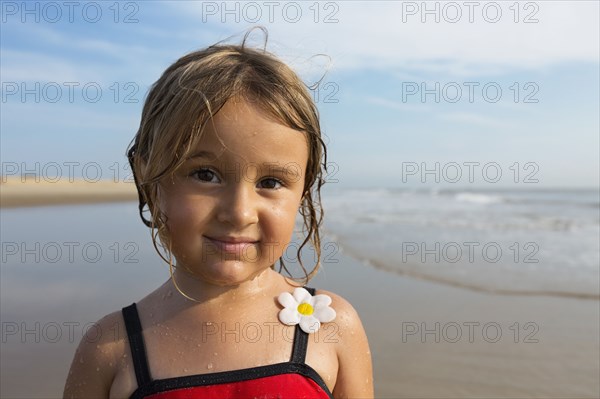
[{"left": 166, "top": 266, "right": 282, "bottom": 308}]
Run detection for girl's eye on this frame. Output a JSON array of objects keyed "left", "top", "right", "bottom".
[
  {"left": 259, "top": 178, "right": 284, "bottom": 190},
  {"left": 192, "top": 168, "right": 219, "bottom": 183}
]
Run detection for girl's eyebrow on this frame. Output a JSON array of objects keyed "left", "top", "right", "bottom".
[
  {"left": 186, "top": 151, "right": 218, "bottom": 161},
  {"left": 266, "top": 165, "right": 300, "bottom": 177}
]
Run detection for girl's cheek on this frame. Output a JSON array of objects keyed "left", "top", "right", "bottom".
[{"left": 157, "top": 184, "right": 179, "bottom": 218}]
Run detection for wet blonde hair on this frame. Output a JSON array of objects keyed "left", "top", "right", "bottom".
[{"left": 127, "top": 29, "right": 328, "bottom": 289}]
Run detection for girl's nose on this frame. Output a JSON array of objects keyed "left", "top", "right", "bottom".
[{"left": 216, "top": 183, "right": 259, "bottom": 227}]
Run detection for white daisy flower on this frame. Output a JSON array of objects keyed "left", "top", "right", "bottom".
[{"left": 277, "top": 287, "right": 336, "bottom": 333}]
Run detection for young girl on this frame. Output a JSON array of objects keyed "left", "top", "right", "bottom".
[{"left": 64, "top": 31, "right": 373, "bottom": 399}]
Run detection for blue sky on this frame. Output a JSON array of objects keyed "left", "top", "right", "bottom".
[{"left": 1, "top": 1, "right": 598, "bottom": 189}]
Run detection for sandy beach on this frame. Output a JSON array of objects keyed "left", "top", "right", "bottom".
[
  {"left": 312, "top": 243, "right": 600, "bottom": 398},
  {"left": 0, "top": 186, "right": 598, "bottom": 398},
  {"left": 0, "top": 177, "right": 138, "bottom": 208}
]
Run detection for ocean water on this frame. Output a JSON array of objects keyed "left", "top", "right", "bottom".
[{"left": 320, "top": 187, "right": 600, "bottom": 298}]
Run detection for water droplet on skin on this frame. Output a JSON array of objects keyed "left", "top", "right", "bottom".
[
  {"left": 207, "top": 362, "right": 213, "bottom": 370},
  {"left": 79, "top": 357, "right": 84, "bottom": 364},
  {"left": 149, "top": 313, "right": 154, "bottom": 318},
  {"left": 96, "top": 367, "right": 100, "bottom": 372},
  {"left": 197, "top": 343, "right": 201, "bottom": 347},
  {"left": 123, "top": 354, "right": 127, "bottom": 358},
  {"left": 109, "top": 362, "right": 113, "bottom": 367},
  {"left": 213, "top": 352, "right": 218, "bottom": 356},
  {"left": 183, "top": 368, "right": 188, "bottom": 373},
  {"left": 96, "top": 345, "right": 100, "bottom": 349},
  {"left": 167, "top": 290, "right": 173, "bottom": 298}
]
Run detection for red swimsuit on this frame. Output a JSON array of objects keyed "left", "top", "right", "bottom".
[{"left": 122, "top": 288, "right": 333, "bottom": 399}]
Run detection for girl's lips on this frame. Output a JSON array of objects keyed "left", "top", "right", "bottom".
[{"left": 204, "top": 236, "right": 258, "bottom": 253}]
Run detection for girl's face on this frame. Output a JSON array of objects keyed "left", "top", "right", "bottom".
[{"left": 158, "top": 97, "right": 309, "bottom": 286}]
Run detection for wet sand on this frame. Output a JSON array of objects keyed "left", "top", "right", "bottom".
[{"left": 311, "top": 242, "right": 600, "bottom": 398}]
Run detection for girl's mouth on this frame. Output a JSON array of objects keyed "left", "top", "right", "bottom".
[{"left": 204, "top": 236, "right": 259, "bottom": 253}]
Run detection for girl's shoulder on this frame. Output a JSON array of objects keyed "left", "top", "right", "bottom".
[
  {"left": 311, "top": 288, "right": 374, "bottom": 397},
  {"left": 311, "top": 288, "right": 368, "bottom": 342},
  {"left": 313, "top": 288, "right": 362, "bottom": 326},
  {"left": 63, "top": 309, "right": 130, "bottom": 397}
]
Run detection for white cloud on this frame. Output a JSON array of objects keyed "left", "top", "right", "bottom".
[
  {"left": 9, "top": 2, "right": 595, "bottom": 86},
  {"left": 0, "top": 25, "right": 171, "bottom": 83},
  {"left": 2, "top": 101, "right": 138, "bottom": 132},
  {"left": 1, "top": 49, "right": 86, "bottom": 82},
  {"left": 365, "top": 98, "right": 507, "bottom": 128},
  {"left": 166, "top": 1, "right": 599, "bottom": 76}
]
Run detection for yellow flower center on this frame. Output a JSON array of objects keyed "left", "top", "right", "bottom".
[{"left": 297, "top": 303, "right": 314, "bottom": 316}]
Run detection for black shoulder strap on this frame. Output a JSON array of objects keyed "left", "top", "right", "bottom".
[
  {"left": 122, "top": 303, "right": 152, "bottom": 387},
  {"left": 290, "top": 287, "right": 315, "bottom": 364}
]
